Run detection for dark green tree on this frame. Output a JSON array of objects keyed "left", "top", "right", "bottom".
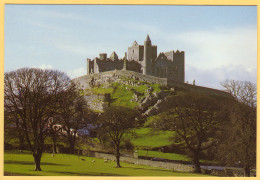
[
  {"left": 57, "top": 83, "right": 90, "bottom": 154},
  {"left": 97, "top": 106, "right": 139, "bottom": 167},
  {"left": 218, "top": 80, "right": 256, "bottom": 176},
  {"left": 4, "top": 109, "right": 26, "bottom": 150},
  {"left": 151, "top": 93, "right": 222, "bottom": 173},
  {"left": 47, "top": 117, "right": 61, "bottom": 154}
]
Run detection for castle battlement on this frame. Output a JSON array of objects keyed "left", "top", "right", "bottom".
[{"left": 86, "top": 35, "right": 185, "bottom": 83}]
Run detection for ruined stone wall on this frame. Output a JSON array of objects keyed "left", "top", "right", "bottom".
[
  {"left": 126, "top": 60, "right": 142, "bottom": 73},
  {"left": 95, "top": 59, "right": 124, "bottom": 73},
  {"left": 86, "top": 59, "right": 94, "bottom": 75},
  {"left": 164, "top": 50, "right": 185, "bottom": 83},
  {"left": 128, "top": 45, "right": 144, "bottom": 61},
  {"left": 153, "top": 53, "right": 171, "bottom": 78},
  {"left": 164, "top": 51, "right": 174, "bottom": 61}
]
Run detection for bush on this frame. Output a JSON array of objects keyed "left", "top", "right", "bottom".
[
  {"left": 4, "top": 142, "right": 13, "bottom": 150},
  {"left": 121, "top": 138, "right": 134, "bottom": 152}
]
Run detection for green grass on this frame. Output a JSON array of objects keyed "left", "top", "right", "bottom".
[
  {"left": 127, "top": 128, "right": 173, "bottom": 148},
  {"left": 110, "top": 84, "right": 138, "bottom": 108},
  {"left": 136, "top": 150, "right": 191, "bottom": 161},
  {"left": 86, "top": 80, "right": 164, "bottom": 109},
  {"left": 4, "top": 151, "right": 211, "bottom": 176}
]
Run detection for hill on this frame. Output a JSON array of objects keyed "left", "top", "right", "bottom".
[{"left": 82, "top": 73, "right": 177, "bottom": 117}]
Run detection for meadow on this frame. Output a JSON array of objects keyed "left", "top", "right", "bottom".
[{"left": 4, "top": 151, "right": 212, "bottom": 176}]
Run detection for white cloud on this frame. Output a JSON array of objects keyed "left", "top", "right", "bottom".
[
  {"left": 67, "top": 67, "right": 86, "bottom": 79},
  {"left": 166, "top": 26, "right": 257, "bottom": 70},
  {"left": 186, "top": 64, "right": 257, "bottom": 89}
]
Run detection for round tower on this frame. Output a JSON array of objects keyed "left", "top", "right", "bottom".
[{"left": 143, "top": 35, "right": 152, "bottom": 75}]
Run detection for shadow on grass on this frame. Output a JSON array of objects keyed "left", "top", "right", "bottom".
[
  {"left": 125, "top": 166, "right": 194, "bottom": 174},
  {"left": 46, "top": 171, "right": 126, "bottom": 176},
  {"left": 4, "top": 171, "right": 37, "bottom": 176},
  {"left": 124, "top": 166, "right": 174, "bottom": 172},
  {"left": 5, "top": 150, "right": 32, "bottom": 154},
  {"left": 5, "top": 160, "right": 70, "bottom": 166}
]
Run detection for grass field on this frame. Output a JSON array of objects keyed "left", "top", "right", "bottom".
[
  {"left": 127, "top": 128, "right": 174, "bottom": 148},
  {"left": 136, "top": 150, "right": 191, "bottom": 161},
  {"left": 4, "top": 151, "right": 211, "bottom": 176}
]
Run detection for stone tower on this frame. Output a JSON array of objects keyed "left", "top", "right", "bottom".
[{"left": 143, "top": 35, "right": 152, "bottom": 75}]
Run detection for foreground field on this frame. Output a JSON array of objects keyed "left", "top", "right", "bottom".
[{"left": 4, "top": 151, "right": 211, "bottom": 176}]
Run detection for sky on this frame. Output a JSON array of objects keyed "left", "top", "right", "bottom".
[{"left": 4, "top": 5, "right": 257, "bottom": 89}]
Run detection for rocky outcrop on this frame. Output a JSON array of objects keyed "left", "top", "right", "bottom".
[
  {"left": 134, "top": 89, "right": 174, "bottom": 117},
  {"left": 82, "top": 73, "right": 176, "bottom": 114},
  {"left": 84, "top": 93, "right": 108, "bottom": 112}
]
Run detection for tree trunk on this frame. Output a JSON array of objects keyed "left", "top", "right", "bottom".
[
  {"left": 244, "top": 166, "right": 250, "bottom": 177},
  {"left": 18, "top": 134, "right": 25, "bottom": 150},
  {"left": 193, "top": 153, "right": 201, "bottom": 173},
  {"left": 16, "top": 121, "right": 25, "bottom": 150},
  {"left": 33, "top": 152, "right": 42, "bottom": 171},
  {"left": 69, "top": 139, "right": 75, "bottom": 154},
  {"left": 52, "top": 135, "right": 57, "bottom": 154},
  {"left": 53, "top": 142, "right": 57, "bottom": 154},
  {"left": 115, "top": 145, "right": 121, "bottom": 168}
]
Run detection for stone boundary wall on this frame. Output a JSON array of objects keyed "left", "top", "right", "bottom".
[
  {"left": 86, "top": 151, "right": 254, "bottom": 177},
  {"left": 73, "top": 70, "right": 232, "bottom": 98},
  {"left": 167, "top": 79, "right": 232, "bottom": 98},
  {"left": 93, "top": 152, "right": 194, "bottom": 172}
]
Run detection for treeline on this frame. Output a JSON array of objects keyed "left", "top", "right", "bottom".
[
  {"left": 149, "top": 80, "right": 256, "bottom": 176},
  {"left": 4, "top": 68, "right": 256, "bottom": 177}
]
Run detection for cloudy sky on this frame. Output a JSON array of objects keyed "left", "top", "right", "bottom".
[{"left": 4, "top": 5, "right": 257, "bottom": 89}]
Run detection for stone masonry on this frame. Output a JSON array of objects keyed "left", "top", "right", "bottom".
[{"left": 86, "top": 35, "right": 185, "bottom": 83}]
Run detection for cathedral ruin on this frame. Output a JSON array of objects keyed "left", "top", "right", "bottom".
[{"left": 86, "top": 35, "right": 185, "bottom": 83}]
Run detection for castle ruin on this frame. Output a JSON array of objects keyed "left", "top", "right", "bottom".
[{"left": 86, "top": 35, "right": 185, "bottom": 83}]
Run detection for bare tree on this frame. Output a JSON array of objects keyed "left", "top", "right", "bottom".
[
  {"left": 151, "top": 93, "right": 223, "bottom": 173},
  {"left": 218, "top": 80, "right": 256, "bottom": 176},
  {"left": 4, "top": 68, "right": 71, "bottom": 171},
  {"left": 97, "top": 106, "right": 139, "bottom": 167},
  {"left": 221, "top": 80, "right": 256, "bottom": 108}
]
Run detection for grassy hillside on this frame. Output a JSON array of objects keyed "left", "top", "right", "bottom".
[
  {"left": 85, "top": 79, "right": 164, "bottom": 109},
  {"left": 136, "top": 150, "right": 191, "bottom": 161},
  {"left": 126, "top": 128, "right": 173, "bottom": 148},
  {"left": 4, "top": 151, "right": 211, "bottom": 176}
]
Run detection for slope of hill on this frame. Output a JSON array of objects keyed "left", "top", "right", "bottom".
[{"left": 83, "top": 75, "right": 176, "bottom": 116}]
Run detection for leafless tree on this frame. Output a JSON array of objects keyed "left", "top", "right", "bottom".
[
  {"left": 4, "top": 68, "right": 71, "bottom": 171},
  {"left": 221, "top": 80, "right": 256, "bottom": 108},
  {"left": 218, "top": 80, "right": 256, "bottom": 176}
]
